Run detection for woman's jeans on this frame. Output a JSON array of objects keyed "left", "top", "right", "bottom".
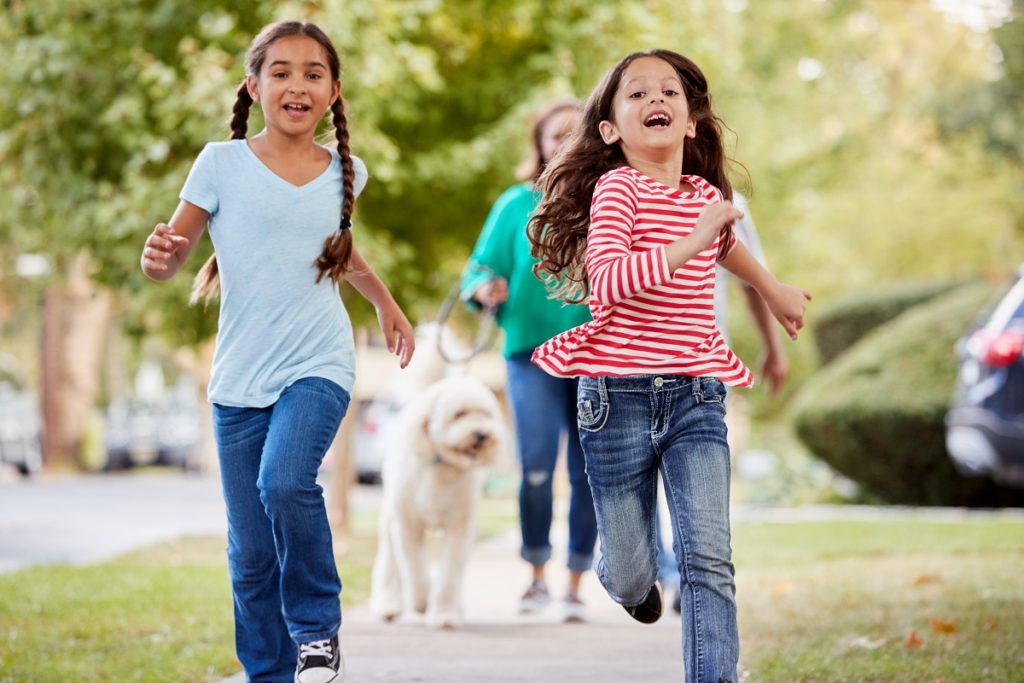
[
  {"left": 212, "top": 377, "right": 350, "bottom": 683},
  {"left": 577, "top": 374, "right": 738, "bottom": 683},
  {"left": 506, "top": 353, "right": 597, "bottom": 573}
]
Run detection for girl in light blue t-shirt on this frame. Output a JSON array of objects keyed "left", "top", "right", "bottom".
[{"left": 140, "top": 20, "right": 414, "bottom": 683}]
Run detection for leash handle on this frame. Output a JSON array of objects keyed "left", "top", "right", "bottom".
[{"left": 435, "top": 264, "right": 500, "bottom": 365}]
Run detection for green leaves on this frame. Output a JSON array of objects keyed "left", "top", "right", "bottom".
[{"left": 2, "top": 0, "right": 1022, "bottom": 343}]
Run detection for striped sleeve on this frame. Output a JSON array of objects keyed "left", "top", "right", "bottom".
[{"left": 585, "top": 172, "right": 672, "bottom": 306}]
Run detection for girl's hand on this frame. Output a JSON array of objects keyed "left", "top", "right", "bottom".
[
  {"left": 691, "top": 201, "right": 743, "bottom": 253},
  {"left": 473, "top": 277, "right": 508, "bottom": 308},
  {"left": 758, "top": 346, "right": 790, "bottom": 396},
  {"left": 766, "top": 283, "right": 812, "bottom": 341},
  {"left": 376, "top": 301, "right": 416, "bottom": 369},
  {"left": 142, "top": 223, "right": 189, "bottom": 273}
]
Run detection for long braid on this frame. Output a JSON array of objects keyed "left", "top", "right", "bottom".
[
  {"left": 314, "top": 97, "right": 355, "bottom": 284},
  {"left": 190, "top": 81, "right": 252, "bottom": 305}
]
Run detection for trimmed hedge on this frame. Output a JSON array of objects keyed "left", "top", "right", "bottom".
[
  {"left": 812, "top": 280, "right": 965, "bottom": 364},
  {"left": 793, "top": 281, "right": 1024, "bottom": 506}
]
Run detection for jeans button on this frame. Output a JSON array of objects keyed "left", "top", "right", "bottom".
[{"left": 654, "top": 377, "right": 664, "bottom": 388}]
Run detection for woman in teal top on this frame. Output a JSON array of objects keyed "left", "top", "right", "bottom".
[{"left": 462, "top": 101, "right": 597, "bottom": 622}]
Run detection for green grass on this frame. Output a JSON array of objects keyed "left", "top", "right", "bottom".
[
  {"left": 0, "top": 495, "right": 517, "bottom": 683},
  {"left": 1, "top": 507, "right": 1020, "bottom": 682},
  {"left": 734, "top": 519, "right": 1024, "bottom": 682}
]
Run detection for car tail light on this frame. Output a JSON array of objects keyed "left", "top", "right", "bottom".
[{"left": 976, "top": 330, "right": 1024, "bottom": 367}]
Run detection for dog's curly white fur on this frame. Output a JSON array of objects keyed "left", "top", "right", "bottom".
[{"left": 369, "top": 374, "right": 505, "bottom": 629}]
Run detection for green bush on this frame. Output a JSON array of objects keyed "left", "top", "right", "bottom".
[
  {"left": 792, "top": 280, "right": 1024, "bottom": 506},
  {"left": 812, "top": 280, "right": 966, "bottom": 364}
]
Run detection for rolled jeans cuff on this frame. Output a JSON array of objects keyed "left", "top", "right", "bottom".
[
  {"left": 567, "top": 551, "right": 594, "bottom": 574},
  {"left": 521, "top": 545, "right": 552, "bottom": 567}
]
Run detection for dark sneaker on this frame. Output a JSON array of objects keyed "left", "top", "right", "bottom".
[
  {"left": 518, "top": 580, "right": 551, "bottom": 614},
  {"left": 296, "top": 635, "right": 344, "bottom": 683},
  {"left": 624, "top": 585, "right": 662, "bottom": 624}
]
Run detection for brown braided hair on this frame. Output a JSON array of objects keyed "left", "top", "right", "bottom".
[
  {"left": 527, "top": 49, "right": 735, "bottom": 304},
  {"left": 190, "top": 21, "right": 356, "bottom": 305}
]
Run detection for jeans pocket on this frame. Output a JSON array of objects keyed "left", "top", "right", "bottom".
[
  {"left": 577, "top": 378, "right": 610, "bottom": 432},
  {"left": 699, "top": 377, "right": 728, "bottom": 404}
]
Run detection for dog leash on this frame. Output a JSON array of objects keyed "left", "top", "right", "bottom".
[{"left": 434, "top": 263, "right": 500, "bottom": 365}]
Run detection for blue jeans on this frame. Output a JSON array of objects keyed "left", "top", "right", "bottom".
[
  {"left": 577, "top": 374, "right": 738, "bottom": 683},
  {"left": 506, "top": 353, "right": 597, "bottom": 573},
  {"left": 656, "top": 498, "right": 682, "bottom": 591},
  {"left": 212, "top": 377, "right": 350, "bottom": 683}
]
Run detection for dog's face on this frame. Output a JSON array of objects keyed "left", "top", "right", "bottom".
[{"left": 420, "top": 377, "right": 504, "bottom": 471}]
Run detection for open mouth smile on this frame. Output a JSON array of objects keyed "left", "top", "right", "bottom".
[
  {"left": 283, "top": 103, "right": 312, "bottom": 118},
  {"left": 644, "top": 111, "right": 672, "bottom": 129}
]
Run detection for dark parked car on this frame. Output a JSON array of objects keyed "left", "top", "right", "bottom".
[
  {"left": 946, "top": 269, "right": 1024, "bottom": 488},
  {"left": 0, "top": 352, "right": 43, "bottom": 477}
]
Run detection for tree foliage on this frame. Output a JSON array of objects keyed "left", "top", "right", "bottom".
[{"left": 1, "top": 0, "right": 1022, "bottom": 343}]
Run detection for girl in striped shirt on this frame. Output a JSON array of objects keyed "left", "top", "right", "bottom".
[{"left": 528, "top": 50, "right": 810, "bottom": 682}]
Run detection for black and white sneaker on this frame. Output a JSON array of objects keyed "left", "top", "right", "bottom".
[
  {"left": 623, "top": 584, "right": 663, "bottom": 624},
  {"left": 295, "top": 635, "right": 344, "bottom": 683}
]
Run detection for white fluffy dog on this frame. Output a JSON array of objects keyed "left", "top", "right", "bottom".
[{"left": 369, "top": 371, "right": 506, "bottom": 629}]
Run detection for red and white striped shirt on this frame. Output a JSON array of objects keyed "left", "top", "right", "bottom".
[{"left": 532, "top": 166, "right": 754, "bottom": 387}]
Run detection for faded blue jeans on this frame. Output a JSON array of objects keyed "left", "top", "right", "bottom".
[
  {"left": 212, "top": 377, "right": 350, "bottom": 683},
  {"left": 577, "top": 374, "right": 738, "bottom": 683},
  {"left": 506, "top": 353, "right": 597, "bottom": 573}
]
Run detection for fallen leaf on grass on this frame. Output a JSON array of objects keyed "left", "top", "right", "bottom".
[
  {"left": 771, "top": 581, "right": 794, "bottom": 598},
  {"left": 904, "top": 629, "right": 924, "bottom": 650},
  {"left": 928, "top": 618, "right": 957, "bottom": 635},
  {"left": 912, "top": 573, "right": 941, "bottom": 586}
]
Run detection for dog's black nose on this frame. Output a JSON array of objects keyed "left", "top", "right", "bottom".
[{"left": 473, "top": 432, "right": 489, "bottom": 447}]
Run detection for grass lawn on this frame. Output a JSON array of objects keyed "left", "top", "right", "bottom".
[
  {"left": 1, "top": 505, "right": 1020, "bottom": 682},
  {"left": 0, "top": 496, "right": 517, "bottom": 683},
  {"left": 734, "top": 517, "right": 1024, "bottom": 682}
]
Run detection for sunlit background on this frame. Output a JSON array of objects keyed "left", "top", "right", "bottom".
[{"left": 2, "top": 2, "right": 1024, "bottom": 682}]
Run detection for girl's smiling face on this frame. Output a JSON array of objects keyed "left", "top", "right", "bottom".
[
  {"left": 599, "top": 56, "right": 696, "bottom": 161},
  {"left": 247, "top": 35, "right": 340, "bottom": 138}
]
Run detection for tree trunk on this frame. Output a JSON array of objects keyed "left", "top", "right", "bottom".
[{"left": 39, "top": 253, "right": 111, "bottom": 469}]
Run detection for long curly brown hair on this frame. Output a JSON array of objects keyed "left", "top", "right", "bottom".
[
  {"left": 190, "top": 21, "right": 357, "bottom": 305},
  {"left": 528, "top": 49, "right": 735, "bottom": 304}
]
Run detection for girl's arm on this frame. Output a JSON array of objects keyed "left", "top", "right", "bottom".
[
  {"left": 141, "top": 200, "right": 209, "bottom": 281},
  {"left": 586, "top": 175, "right": 676, "bottom": 305},
  {"left": 739, "top": 285, "right": 789, "bottom": 395},
  {"left": 719, "top": 241, "right": 811, "bottom": 341},
  {"left": 345, "top": 246, "right": 415, "bottom": 368},
  {"left": 462, "top": 189, "right": 519, "bottom": 308},
  {"left": 586, "top": 176, "right": 743, "bottom": 306}
]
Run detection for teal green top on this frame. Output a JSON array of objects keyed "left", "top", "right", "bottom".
[{"left": 461, "top": 183, "right": 592, "bottom": 358}]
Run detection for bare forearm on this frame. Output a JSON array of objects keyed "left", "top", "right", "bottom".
[
  {"left": 720, "top": 242, "right": 780, "bottom": 300},
  {"left": 741, "top": 285, "right": 783, "bottom": 352},
  {"left": 664, "top": 237, "right": 707, "bottom": 272},
  {"left": 345, "top": 247, "right": 396, "bottom": 308}
]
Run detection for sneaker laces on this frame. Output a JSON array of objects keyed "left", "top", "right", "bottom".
[{"left": 299, "top": 639, "right": 333, "bottom": 660}]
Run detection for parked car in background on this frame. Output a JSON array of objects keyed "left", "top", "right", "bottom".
[
  {"left": 353, "top": 398, "right": 396, "bottom": 484},
  {"left": 946, "top": 268, "right": 1024, "bottom": 488},
  {"left": 104, "top": 373, "right": 202, "bottom": 471},
  {"left": 0, "top": 352, "right": 43, "bottom": 477}
]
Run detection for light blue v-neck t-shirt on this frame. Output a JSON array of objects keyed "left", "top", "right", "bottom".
[{"left": 180, "top": 139, "right": 368, "bottom": 407}]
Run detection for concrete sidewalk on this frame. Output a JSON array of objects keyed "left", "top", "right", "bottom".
[{"left": 221, "top": 522, "right": 683, "bottom": 682}]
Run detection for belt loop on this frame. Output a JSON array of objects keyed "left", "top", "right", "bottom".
[{"left": 692, "top": 376, "right": 701, "bottom": 401}]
